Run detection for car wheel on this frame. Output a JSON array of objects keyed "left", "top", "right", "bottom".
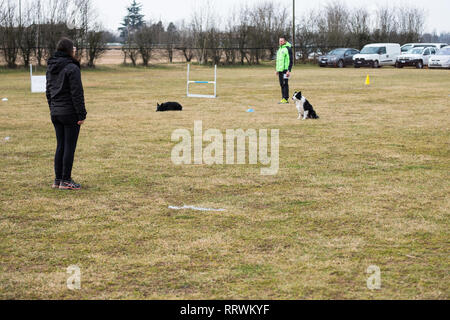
[
  {"left": 372, "top": 60, "right": 379, "bottom": 68},
  {"left": 354, "top": 64, "right": 360, "bottom": 68},
  {"left": 395, "top": 62, "right": 403, "bottom": 68},
  {"left": 416, "top": 61, "right": 423, "bottom": 69},
  {"left": 337, "top": 60, "right": 344, "bottom": 68}
]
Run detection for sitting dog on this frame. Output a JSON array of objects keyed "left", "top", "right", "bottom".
[
  {"left": 292, "top": 92, "right": 319, "bottom": 120},
  {"left": 156, "top": 102, "right": 183, "bottom": 112}
]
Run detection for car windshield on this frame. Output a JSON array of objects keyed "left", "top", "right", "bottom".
[
  {"left": 437, "top": 48, "right": 450, "bottom": 55},
  {"left": 402, "top": 45, "right": 413, "bottom": 52},
  {"left": 328, "top": 49, "right": 346, "bottom": 55},
  {"left": 409, "top": 48, "right": 424, "bottom": 54},
  {"left": 361, "top": 47, "right": 382, "bottom": 54}
]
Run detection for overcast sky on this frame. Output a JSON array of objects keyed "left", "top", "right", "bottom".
[{"left": 92, "top": 0, "right": 450, "bottom": 34}]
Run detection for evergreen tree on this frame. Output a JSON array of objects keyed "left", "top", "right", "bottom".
[
  {"left": 167, "top": 22, "right": 177, "bottom": 34},
  {"left": 118, "top": 0, "right": 145, "bottom": 39}
]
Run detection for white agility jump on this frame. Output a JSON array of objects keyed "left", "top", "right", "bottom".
[
  {"left": 186, "top": 64, "right": 217, "bottom": 99},
  {"left": 30, "top": 64, "right": 46, "bottom": 93}
]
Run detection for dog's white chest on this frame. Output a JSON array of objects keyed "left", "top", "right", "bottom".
[
  {"left": 294, "top": 97, "right": 308, "bottom": 120},
  {"left": 295, "top": 97, "right": 306, "bottom": 113}
]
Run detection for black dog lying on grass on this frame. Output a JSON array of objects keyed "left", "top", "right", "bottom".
[{"left": 156, "top": 102, "right": 183, "bottom": 112}]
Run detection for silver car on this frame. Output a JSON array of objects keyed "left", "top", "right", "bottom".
[{"left": 428, "top": 46, "right": 450, "bottom": 69}]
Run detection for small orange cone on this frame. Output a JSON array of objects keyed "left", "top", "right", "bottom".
[{"left": 365, "top": 74, "right": 370, "bottom": 85}]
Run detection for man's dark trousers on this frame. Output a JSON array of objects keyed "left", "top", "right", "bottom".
[{"left": 278, "top": 71, "right": 289, "bottom": 100}]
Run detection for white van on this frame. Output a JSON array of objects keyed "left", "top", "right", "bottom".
[{"left": 353, "top": 43, "right": 401, "bottom": 68}]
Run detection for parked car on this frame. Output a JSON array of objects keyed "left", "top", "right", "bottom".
[
  {"left": 318, "top": 48, "right": 360, "bottom": 68},
  {"left": 395, "top": 46, "right": 437, "bottom": 68},
  {"left": 428, "top": 46, "right": 450, "bottom": 69},
  {"left": 401, "top": 43, "right": 415, "bottom": 53},
  {"left": 415, "top": 43, "right": 448, "bottom": 50},
  {"left": 295, "top": 51, "right": 323, "bottom": 61},
  {"left": 401, "top": 43, "right": 448, "bottom": 53},
  {"left": 353, "top": 43, "right": 401, "bottom": 68},
  {"left": 308, "top": 51, "right": 323, "bottom": 61}
]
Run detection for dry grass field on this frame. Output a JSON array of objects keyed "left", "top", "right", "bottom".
[{"left": 0, "top": 63, "right": 449, "bottom": 299}]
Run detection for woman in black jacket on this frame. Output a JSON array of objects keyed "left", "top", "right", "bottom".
[{"left": 46, "top": 38, "right": 87, "bottom": 190}]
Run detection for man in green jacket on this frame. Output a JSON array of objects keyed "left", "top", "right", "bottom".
[{"left": 276, "top": 36, "right": 293, "bottom": 104}]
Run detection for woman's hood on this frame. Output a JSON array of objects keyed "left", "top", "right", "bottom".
[{"left": 47, "top": 52, "right": 80, "bottom": 74}]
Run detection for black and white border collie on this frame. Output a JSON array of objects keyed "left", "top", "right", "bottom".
[
  {"left": 292, "top": 92, "right": 319, "bottom": 120},
  {"left": 156, "top": 102, "right": 183, "bottom": 112}
]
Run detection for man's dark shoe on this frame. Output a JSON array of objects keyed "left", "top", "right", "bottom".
[
  {"left": 52, "top": 179, "right": 62, "bottom": 189},
  {"left": 59, "top": 180, "right": 81, "bottom": 190}
]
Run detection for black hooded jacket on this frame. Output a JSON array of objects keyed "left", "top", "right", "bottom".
[{"left": 46, "top": 51, "right": 87, "bottom": 121}]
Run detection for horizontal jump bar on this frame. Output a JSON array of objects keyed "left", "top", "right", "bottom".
[{"left": 189, "top": 81, "right": 215, "bottom": 84}]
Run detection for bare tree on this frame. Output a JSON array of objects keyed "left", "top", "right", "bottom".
[
  {"left": 123, "top": 35, "right": 139, "bottom": 66},
  {"left": 397, "top": 7, "right": 425, "bottom": 43},
  {"left": 134, "top": 25, "right": 153, "bottom": 66},
  {"left": 206, "top": 26, "right": 222, "bottom": 65},
  {"left": 0, "top": 0, "right": 19, "bottom": 68},
  {"left": 0, "top": 0, "right": 5, "bottom": 64},
  {"left": 251, "top": 2, "right": 290, "bottom": 62},
  {"left": 348, "top": 7, "right": 371, "bottom": 49},
  {"left": 38, "top": 0, "right": 70, "bottom": 59},
  {"left": 373, "top": 6, "right": 398, "bottom": 43},
  {"left": 249, "top": 3, "right": 269, "bottom": 64},
  {"left": 16, "top": 0, "right": 38, "bottom": 67},
  {"left": 0, "top": 0, "right": 5, "bottom": 24},
  {"left": 223, "top": 14, "right": 238, "bottom": 64},
  {"left": 178, "top": 21, "right": 194, "bottom": 62},
  {"left": 86, "top": 24, "right": 106, "bottom": 68},
  {"left": 314, "top": 10, "right": 328, "bottom": 55},
  {"left": 234, "top": 6, "right": 251, "bottom": 65},
  {"left": 71, "top": 0, "right": 90, "bottom": 62},
  {"left": 324, "top": 1, "right": 350, "bottom": 49},
  {"left": 33, "top": 0, "right": 45, "bottom": 66},
  {"left": 190, "top": 2, "right": 218, "bottom": 64},
  {"left": 296, "top": 10, "right": 319, "bottom": 63},
  {"left": 190, "top": 9, "right": 208, "bottom": 64}
]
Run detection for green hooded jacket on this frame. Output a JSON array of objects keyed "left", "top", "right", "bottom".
[{"left": 276, "top": 42, "right": 293, "bottom": 72}]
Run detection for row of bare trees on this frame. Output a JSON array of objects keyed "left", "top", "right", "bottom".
[
  {"left": 295, "top": 2, "right": 428, "bottom": 62},
  {"left": 121, "top": 1, "right": 291, "bottom": 66},
  {"left": 1, "top": 0, "right": 441, "bottom": 67},
  {"left": 119, "top": 1, "right": 431, "bottom": 66},
  {"left": 0, "top": 0, "right": 107, "bottom": 68}
]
